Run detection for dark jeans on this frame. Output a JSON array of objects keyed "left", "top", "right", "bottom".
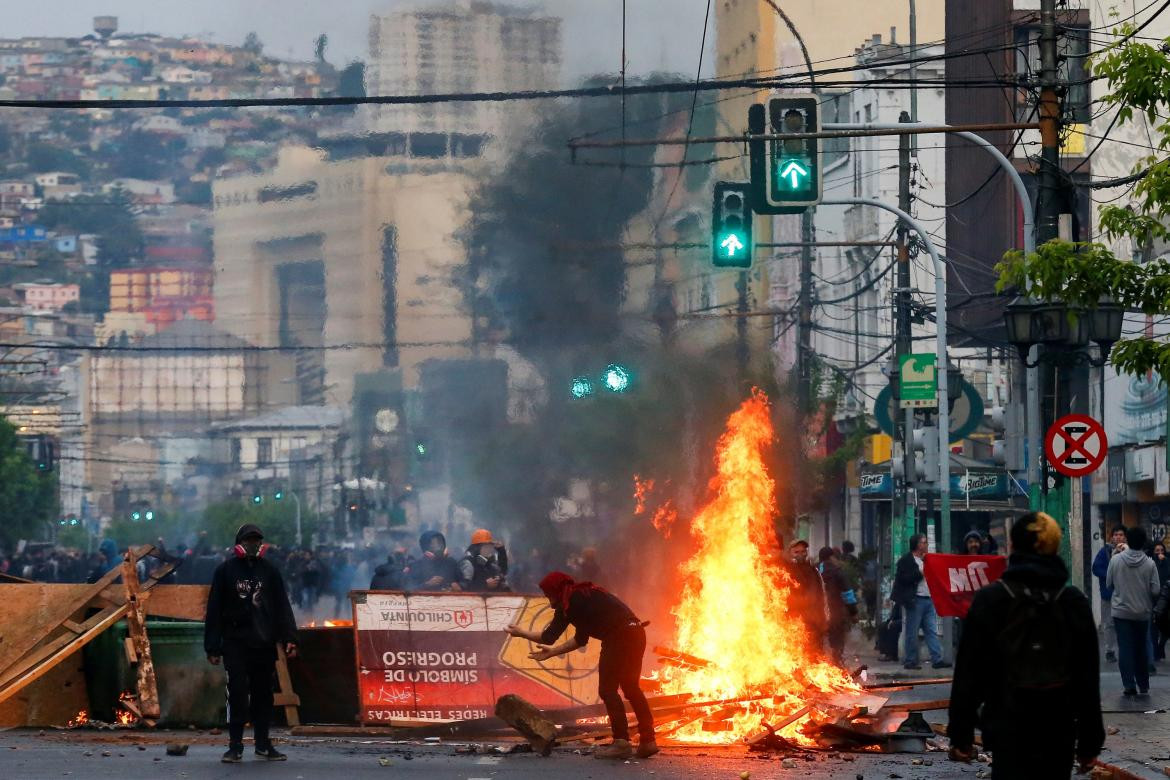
[
  {"left": 223, "top": 641, "right": 277, "bottom": 750},
  {"left": 598, "top": 625, "right": 654, "bottom": 742},
  {"left": 1114, "top": 617, "right": 1150, "bottom": 693}
]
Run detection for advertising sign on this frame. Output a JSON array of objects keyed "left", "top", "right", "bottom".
[
  {"left": 898, "top": 354, "right": 938, "bottom": 409},
  {"left": 352, "top": 592, "right": 600, "bottom": 725}
]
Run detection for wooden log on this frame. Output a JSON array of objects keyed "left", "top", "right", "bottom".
[
  {"left": 123, "top": 637, "right": 138, "bottom": 664},
  {"left": 495, "top": 694, "right": 558, "bottom": 756},
  {"left": 864, "top": 677, "right": 952, "bottom": 689},
  {"left": 121, "top": 555, "right": 160, "bottom": 720}
]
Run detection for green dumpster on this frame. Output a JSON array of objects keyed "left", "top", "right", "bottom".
[{"left": 84, "top": 620, "right": 225, "bottom": 727}]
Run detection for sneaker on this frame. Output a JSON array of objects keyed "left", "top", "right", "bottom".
[
  {"left": 1137, "top": 689, "right": 1150, "bottom": 698},
  {"left": 594, "top": 739, "right": 633, "bottom": 760},
  {"left": 903, "top": 663, "right": 922, "bottom": 670},
  {"left": 635, "top": 739, "right": 660, "bottom": 759},
  {"left": 1106, "top": 652, "right": 1117, "bottom": 663},
  {"left": 1122, "top": 689, "right": 1137, "bottom": 698},
  {"left": 254, "top": 746, "right": 287, "bottom": 761},
  {"left": 932, "top": 661, "right": 953, "bottom": 669},
  {"left": 221, "top": 747, "right": 243, "bottom": 763}
]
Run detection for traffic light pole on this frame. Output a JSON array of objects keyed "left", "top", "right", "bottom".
[{"left": 797, "top": 211, "right": 814, "bottom": 410}]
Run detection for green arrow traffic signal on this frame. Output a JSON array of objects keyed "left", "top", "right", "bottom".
[
  {"left": 712, "top": 182, "right": 753, "bottom": 268},
  {"left": 778, "top": 159, "right": 809, "bottom": 189},
  {"left": 719, "top": 232, "right": 746, "bottom": 258}
]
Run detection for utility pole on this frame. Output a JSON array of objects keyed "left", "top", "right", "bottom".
[
  {"left": 797, "top": 212, "right": 814, "bottom": 411},
  {"left": 892, "top": 110, "right": 915, "bottom": 564},
  {"left": 736, "top": 271, "right": 749, "bottom": 378},
  {"left": 908, "top": 0, "right": 918, "bottom": 157}
]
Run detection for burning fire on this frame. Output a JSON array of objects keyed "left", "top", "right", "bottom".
[
  {"left": 66, "top": 710, "right": 89, "bottom": 728},
  {"left": 115, "top": 690, "right": 139, "bottom": 726},
  {"left": 302, "top": 619, "right": 353, "bottom": 628},
  {"left": 651, "top": 391, "right": 858, "bottom": 743}
]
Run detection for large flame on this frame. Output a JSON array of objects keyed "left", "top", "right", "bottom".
[{"left": 653, "top": 390, "right": 857, "bottom": 743}]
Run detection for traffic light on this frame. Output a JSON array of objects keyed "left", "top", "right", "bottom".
[
  {"left": 601, "top": 363, "right": 633, "bottom": 393},
  {"left": 130, "top": 510, "right": 141, "bottom": 522},
  {"left": 712, "top": 181, "right": 753, "bottom": 268},
  {"left": 570, "top": 376, "right": 595, "bottom": 399},
  {"left": 144, "top": 509, "right": 154, "bottom": 521},
  {"left": 764, "top": 94, "right": 821, "bottom": 211},
  {"left": 273, "top": 489, "right": 284, "bottom": 501},
  {"left": 252, "top": 493, "right": 263, "bottom": 505},
  {"left": 894, "top": 426, "right": 940, "bottom": 483}
]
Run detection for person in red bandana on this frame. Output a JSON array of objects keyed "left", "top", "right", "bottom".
[{"left": 505, "top": 571, "right": 657, "bottom": 760}]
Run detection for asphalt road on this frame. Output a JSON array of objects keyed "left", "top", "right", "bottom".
[{"left": 0, "top": 732, "right": 990, "bottom": 780}]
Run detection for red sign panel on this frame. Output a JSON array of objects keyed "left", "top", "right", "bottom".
[
  {"left": 922, "top": 554, "right": 1008, "bottom": 618},
  {"left": 1045, "top": 414, "right": 1108, "bottom": 478},
  {"left": 351, "top": 592, "right": 600, "bottom": 725}
]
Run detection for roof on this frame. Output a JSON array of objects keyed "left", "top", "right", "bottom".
[
  {"left": 211, "top": 405, "right": 344, "bottom": 433},
  {"left": 134, "top": 318, "right": 252, "bottom": 350}
]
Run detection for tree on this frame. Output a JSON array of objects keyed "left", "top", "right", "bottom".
[
  {"left": 40, "top": 189, "right": 142, "bottom": 269},
  {"left": 315, "top": 33, "right": 328, "bottom": 63},
  {"left": 242, "top": 31, "right": 264, "bottom": 57},
  {"left": 201, "top": 500, "right": 319, "bottom": 549},
  {"left": 0, "top": 417, "right": 57, "bottom": 550},
  {"left": 996, "top": 24, "right": 1170, "bottom": 379},
  {"left": 26, "top": 142, "right": 89, "bottom": 177}
]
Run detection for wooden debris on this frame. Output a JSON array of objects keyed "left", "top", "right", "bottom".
[
  {"left": 121, "top": 553, "right": 160, "bottom": 720},
  {"left": 886, "top": 699, "right": 950, "bottom": 712},
  {"left": 495, "top": 694, "right": 558, "bottom": 756},
  {"left": 274, "top": 645, "right": 300, "bottom": 727},
  {"left": 865, "top": 677, "right": 952, "bottom": 689},
  {"left": 653, "top": 646, "right": 715, "bottom": 669}
]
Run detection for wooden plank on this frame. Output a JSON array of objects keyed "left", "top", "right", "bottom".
[
  {"left": 98, "top": 584, "right": 210, "bottom": 621},
  {"left": 272, "top": 692, "right": 301, "bottom": 707},
  {"left": 275, "top": 645, "right": 300, "bottom": 728},
  {"left": 0, "top": 545, "right": 152, "bottom": 677},
  {"left": 123, "top": 636, "right": 138, "bottom": 664},
  {"left": 810, "top": 691, "right": 889, "bottom": 714},
  {"left": 886, "top": 699, "right": 950, "bottom": 712},
  {"left": 62, "top": 620, "right": 84, "bottom": 634},
  {"left": 865, "top": 677, "right": 952, "bottom": 689},
  {"left": 495, "top": 694, "right": 558, "bottom": 756},
  {"left": 0, "top": 603, "right": 127, "bottom": 690},
  {"left": 121, "top": 555, "right": 160, "bottom": 720},
  {"left": 0, "top": 604, "right": 130, "bottom": 705}
]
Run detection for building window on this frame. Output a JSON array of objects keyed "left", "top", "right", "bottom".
[
  {"left": 257, "top": 437, "right": 272, "bottom": 467},
  {"left": 821, "top": 91, "right": 851, "bottom": 168}
]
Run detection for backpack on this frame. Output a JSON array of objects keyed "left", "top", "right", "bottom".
[{"left": 996, "top": 580, "right": 1072, "bottom": 701}]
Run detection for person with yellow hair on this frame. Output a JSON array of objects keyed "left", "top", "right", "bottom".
[{"left": 947, "top": 511, "right": 1104, "bottom": 778}]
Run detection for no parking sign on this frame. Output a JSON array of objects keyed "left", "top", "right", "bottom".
[{"left": 1045, "top": 414, "right": 1108, "bottom": 478}]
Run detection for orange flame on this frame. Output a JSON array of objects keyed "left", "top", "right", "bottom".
[
  {"left": 67, "top": 710, "right": 89, "bottom": 728},
  {"left": 653, "top": 390, "right": 857, "bottom": 743},
  {"left": 324, "top": 619, "right": 353, "bottom": 627},
  {"left": 634, "top": 475, "right": 678, "bottom": 537},
  {"left": 115, "top": 708, "right": 137, "bottom": 726}
]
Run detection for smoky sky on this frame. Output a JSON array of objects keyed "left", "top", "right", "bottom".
[{"left": 5, "top": 0, "right": 715, "bottom": 83}]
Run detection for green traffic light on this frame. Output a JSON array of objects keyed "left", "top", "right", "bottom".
[
  {"left": 131, "top": 510, "right": 141, "bottom": 522},
  {"left": 602, "top": 364, "right": 632, "bottom": 393},
  {"left": 274, "top": 490, "right": 284, "bottom": 501},
  {"left": 144, "top": 510, "right": 154, "bottom": 521},
  {"left": 415, "top": 441, "right": 428, "bottom": 456},
  {"left": 570, "top": 376, "right": 594, "bottom": 399},
  {"left": 252, "top": 494, "right": 263, "bottom": 505}
]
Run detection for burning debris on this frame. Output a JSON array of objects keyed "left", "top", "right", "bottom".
[
  {"left": 301, "top": 619, "right": 353, "bottom": 628},
  {"left": 639, "top": 392, "right": 942, "bottom": 753}
]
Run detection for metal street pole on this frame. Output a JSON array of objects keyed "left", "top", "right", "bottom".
[
  {"left": 893, "top": 111, "right": 916, "bottom": 568},
  {"left": 290, "top": 490, "right": 302, "bottom": 547}
]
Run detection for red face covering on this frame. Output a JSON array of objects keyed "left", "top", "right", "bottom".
[{"left": 539, "top": 571, "right": 603, "bottom": 612}]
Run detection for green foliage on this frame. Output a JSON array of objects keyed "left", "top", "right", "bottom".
[
  {"left": 200, "top": 500, "right": 319, "bottom": 550},
  {"left": 40, "top": 189, "right": 143, "bottom": 269},
  {"left": 55, "top": 523, "right": 89, "bottom": 551},
  {"left": 26, "top": 142, "right": 89, "bottom": 177},
  {"left": 242, "top": 32, "right": 264, "bottom": 56},
  {"left": 0, "top": 417, "right": 57, "bottom": 551},
  {"left": 996, "top": 29, "right": 1170, "bottom": 379}
]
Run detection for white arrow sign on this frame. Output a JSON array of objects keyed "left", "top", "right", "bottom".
[
  {"left": 720, "top": 234, "right": 744, "bottom": 256},
  {"left": 779, "top": 160, "right": 809, "bottom": 189}
]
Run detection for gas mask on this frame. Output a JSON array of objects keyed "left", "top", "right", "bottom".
[{"left": 242, "top": 540, "right": 263, "bottom": 558}]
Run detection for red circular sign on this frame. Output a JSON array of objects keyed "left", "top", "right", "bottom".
[{"left": 1045, "top": 414, "right": 1108, "bottom": 478}]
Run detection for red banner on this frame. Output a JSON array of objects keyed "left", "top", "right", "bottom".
[
  {"left": 351, "top": 591, "right": 600, "bottom": 725},
  {"left": 922, "top": 554, "right": 1008, "bottom": 618}
]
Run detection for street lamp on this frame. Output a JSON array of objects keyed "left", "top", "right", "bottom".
[{"left": 1004, "top": 297, "right": 1123, "bottom": 369}]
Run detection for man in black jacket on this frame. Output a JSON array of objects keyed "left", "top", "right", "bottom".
[
  {"left": 948, "top": 512, "right": 1105, "bottom": 778},
  {"left": 405, "top": 530, "right": 461, "bottom": 591},
  {"left": 891, "top": 533, "right": 948, "bottom": 670},
  {"left": 204, "top": 524, "right": 298, "bottom": 763},
  {"left": 785, "top": 539, "right": 826, "bottom": 650}
]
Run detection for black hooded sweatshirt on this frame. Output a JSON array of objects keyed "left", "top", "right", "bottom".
[
  {"left": 948, "top": 553, "right": 1104, "bottom": 762},
  {"left": 406, "top": 531, "right": 460, "bottom": 591},
  {"left": 204, "top": 549, "right": 298, "bottom": 654}
]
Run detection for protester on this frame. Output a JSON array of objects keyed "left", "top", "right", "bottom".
[
  {"left": 1107, "top": 525, "right": 1162, "bottom": 697},
  {"left": 1154, "top": 542, "right": 1170, "bottom": 663},
  {"left": 405, "top": 531, "right": 460, "bottom": 591},
  {"left": 369, "top": 548, "right": 406, "bottom": 590},
  {"left": 203, "top": 524, "right": 298, "bottom": 763},
  {"left": 1092, "top": 526, "right": 1127, "bottom": 663},
  {"left": 785, "top": 539, "right": 826, "bottom": 650},
  {"left": 947, "top": 511, "right": 1104, "bottom": 778},
  {"left": 458, "top": 529, "right": 509, "bottom": 592},
  {"left": 962, "top": 530, "right": 983, "bottom": 555},
  {"left": 817, "top": 546, "right": 858, "bottom": 665},
  {"left": 506, "top": 572, "right": 657, "bottom": 760},
  {"left": 891, "top": 533, "right": 950, "bottom": 670}
]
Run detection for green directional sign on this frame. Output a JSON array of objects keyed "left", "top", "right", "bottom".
[
  {"left": 898, "top": 353, "right": 938, "bottom": 409},
  {"left": 719, "top": 232, "right": 745, "bottom": 258}
]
